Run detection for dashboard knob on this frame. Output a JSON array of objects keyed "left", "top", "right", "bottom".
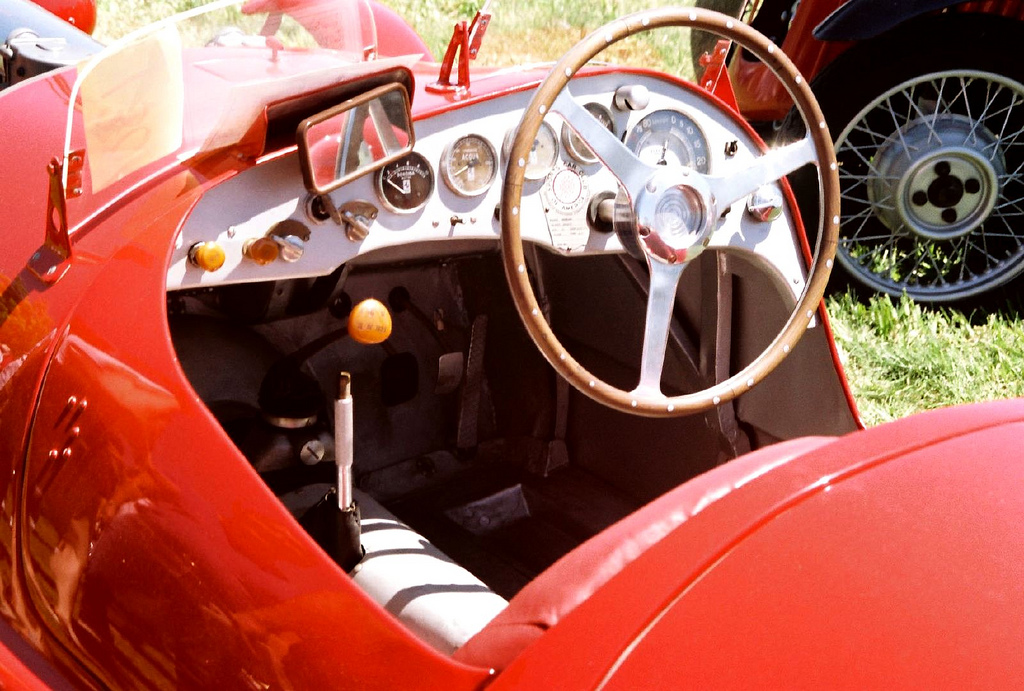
[
  {"left": 746, "top": 185, "right": 784, "bottom": 223},
  {"left": 613, "top": 84, "right": 650, "bottom": 111},
  {"left": 187, "top": 241, "right": 226, "bottom": 272},
  {"left": 348, "top": 298, "right": 393, "bottom": 344},
  {"left": 273, "top": 234, "right": 305, "bottom": 262},
  {"left": 244, "top": 237, "right": 280, "bottom": 265}
]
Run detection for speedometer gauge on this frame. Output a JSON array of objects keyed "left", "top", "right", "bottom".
[
  {"left": 624, "top": 110, "right": 710, "bottom": 173},
  {"left": 376, "top": 151, "right": 434, "bottom": 214},
  {"left": 441, "top": 134, "right": 498, "bottom": 197},
  {"left": 504, "top": 121, "right": 559, "bottom": 181}
]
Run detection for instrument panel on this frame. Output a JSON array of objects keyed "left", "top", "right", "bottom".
[{"left": 167, "top": 72, "right": 809, "bottom": 298}]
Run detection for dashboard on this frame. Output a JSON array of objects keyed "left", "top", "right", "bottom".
[{"left": 166, "top": 71, "right": 810, "bottom": 301}]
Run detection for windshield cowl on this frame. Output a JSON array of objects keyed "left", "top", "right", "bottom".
[{"left": 61, "top": 0, "right": 424, "bottom": 231}]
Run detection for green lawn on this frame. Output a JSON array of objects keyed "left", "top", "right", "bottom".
[
  {"left": 95, "top": 0, "right": 1024, "bottom": 426},
  {"left": 826, "top": 292, "right": 1024, "bottom": 425}
]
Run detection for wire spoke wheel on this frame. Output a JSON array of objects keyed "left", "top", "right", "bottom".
[{"left": 834, "top": 69, "right": 1024, "bottom": 302}]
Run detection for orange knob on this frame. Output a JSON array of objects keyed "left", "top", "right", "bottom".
[
  {"left": 188, "top": 241, "right": 226, "bottom": 272},
  {"left": 348, "top": 298, "right": 392, "bottom": 344},
  {"left": 244, "top": 237, "right": 280, "bottom": 266}
]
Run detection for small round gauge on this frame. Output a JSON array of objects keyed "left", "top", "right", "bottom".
[
  {"left": 562, "top": 102, "right": 616, "bottom": 164},
  {"left": 624, "top": 109, "right": 710, "bottom": 173},
  {"left": 504, "top": 120, "right": 559, "bottom": 182},
  {"left": 441, "top": 134, "right": 498, "bottom": 197},
  {"left": 376, "top": 151, "right": 434, "bottom": 214}
]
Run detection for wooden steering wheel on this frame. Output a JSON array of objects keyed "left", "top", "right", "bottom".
[{"left": 500, "top": 7, "right": 840, "bottom": 418}]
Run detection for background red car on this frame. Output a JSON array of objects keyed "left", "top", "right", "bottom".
[{"left": 729, "top": 0, "right": 1024, "bottom": 305}]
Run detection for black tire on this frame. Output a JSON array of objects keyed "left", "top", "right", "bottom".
[{"left": 799, "top": 14, "right": 1024, "bottom": 308}]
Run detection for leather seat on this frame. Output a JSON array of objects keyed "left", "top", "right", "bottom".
[{"left": 453, "top": 435, "right": 834, "bottom": 670}]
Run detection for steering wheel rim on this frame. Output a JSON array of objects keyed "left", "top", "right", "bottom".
[{"left": 501, "top": 7, "right": 840, "bottom": 418}]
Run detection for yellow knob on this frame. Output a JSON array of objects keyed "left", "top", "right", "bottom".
[
  {"left": 188, "top": 242, "right": 226, "bottom": 272},
  {"left": 348, "top": 298, "right": 392, "bottom": 344}
]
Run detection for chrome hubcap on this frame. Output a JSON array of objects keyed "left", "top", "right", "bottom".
[{"left": 871, "top": 115, "right": 1002, "bottom": 240}]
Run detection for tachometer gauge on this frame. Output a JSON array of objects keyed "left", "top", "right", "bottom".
[
  {"left": 441, "top": 134, "right": 498, "bottom": 197},
  {"left": 376, "top": 151, "right": 434, "bottom": 214},
  {"left": 504, "top": 121, "right": 559, "bottom": 181},
  {"left": 624, "top": 109, "right": 710, "bottom": 173},
  {"left": 562, "top": 102, "right": 616, "bottom": 164}
]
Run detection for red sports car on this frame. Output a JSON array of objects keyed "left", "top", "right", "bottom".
[{"left": 1, "top": 1, "right": 1022, "bottom": 688}]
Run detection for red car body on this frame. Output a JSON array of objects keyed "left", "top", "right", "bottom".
[{"left": 0, "top": 2, "right": 1022, "bottom": 688}]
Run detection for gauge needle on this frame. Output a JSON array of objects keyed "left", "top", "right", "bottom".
[
  {"left": 452, "top": 164, "right": 470, "bottom": 177},
  {"left": 658, "top": 138, "right": 669, "bottom": 166},
  {"left": 386, "top": 177, "right": 406, "bottom": 193}
]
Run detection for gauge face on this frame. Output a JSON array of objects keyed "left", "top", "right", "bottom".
[
  {"left": 441, "top": 134, "right": 498, "bottom": 197},
  {"left": 504, "top": 120, "right": 559, "bottom": 182},
  {"left": 562, "top": 102, "right": 616, "bottom": 164},
  {"left": 376, "top": 151, "right": 434, "bottom": 213},
  {"left": 624, "top": 109, "right": 710, "bottom": 173}
]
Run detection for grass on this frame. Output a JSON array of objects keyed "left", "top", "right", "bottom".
[
  {"left": 826, "top": 291, "right": 1024, "bottom": 425},
  {"left": 92, "top": 0, "right": 1024, "bottom": 426}
]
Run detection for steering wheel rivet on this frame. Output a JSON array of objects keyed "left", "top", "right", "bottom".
[
  {"left": 826, "top": 259, "right": 833, "bottom": 269},
  {"left": 689, "top": 11, "right": 696, "bottom": 20},
  {"left": 783, "top": 344, "right": 791, "bottom": 353},
  {"left": 667, "top": 404, "right": 675, "bottom": 412},
  {"left": 589, "top": 380, "right": 595, "bottom": 388},
  {"left": 819, "top": 121, "right": 826, "bottom": 129},
  {"left": 830, "top": 162, "right": 837, "bottom": 171},
  {"left": 795, "top": 75, "right": 802, "bottom": 85},
  {"left": 642, "top": 17, "right": 649, "bottom": 26},
  {"left": 532, "top": 308, "right": 539, "bottom": 315},
  {"left": 631, "top": 400, "right": 638, "bottom": 407},
  {"left": 833, "top": 215, "right": 840, "bottom": 225},
  {"left": 518, "top": 264, "right": 525, "bottom": 273},
  {"left": 746, "top": 378, "right": 754, "bottom": 387},
  {"left": 559, "top": 353, "right": 566, "bottom": 361},
  {"left": 713, "top": 396, "right": 721, "bottom": 405},
  {"left": 768, "top": 44, "right": 775, "bottom": 54},
  {"left": 512, "top": 206, "right": 519, "bottom": 216},
  {"left": 539, "top": 104, "right": 547, "bottom": 114},
  {"left": 605, "top": 31, "right": 613, "bottom": 43},
  {"left": 727, "top": 20, "right": 734, "bottom": 29},
  {"left": 807, "top": 310, "right": 814, "bottom": 319},
  {"left": 564, "top": 67, "right": 572, "bottom": 77}
]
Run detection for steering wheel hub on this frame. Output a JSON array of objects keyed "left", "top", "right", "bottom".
[{"left": 633, "top": 169, "right": 714, "bottom": 265}]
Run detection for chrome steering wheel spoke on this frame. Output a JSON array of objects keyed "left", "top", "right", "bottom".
[
  {"left": 632, "top": 260, "right": 687, "bottom": 397},
  {"left": 707, "top": 134, "right": 817, "bottom": 212}
]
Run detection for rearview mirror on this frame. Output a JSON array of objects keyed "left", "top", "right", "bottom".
[{"left": 298, "top": 83, "right": 414, "bottom": 195}]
